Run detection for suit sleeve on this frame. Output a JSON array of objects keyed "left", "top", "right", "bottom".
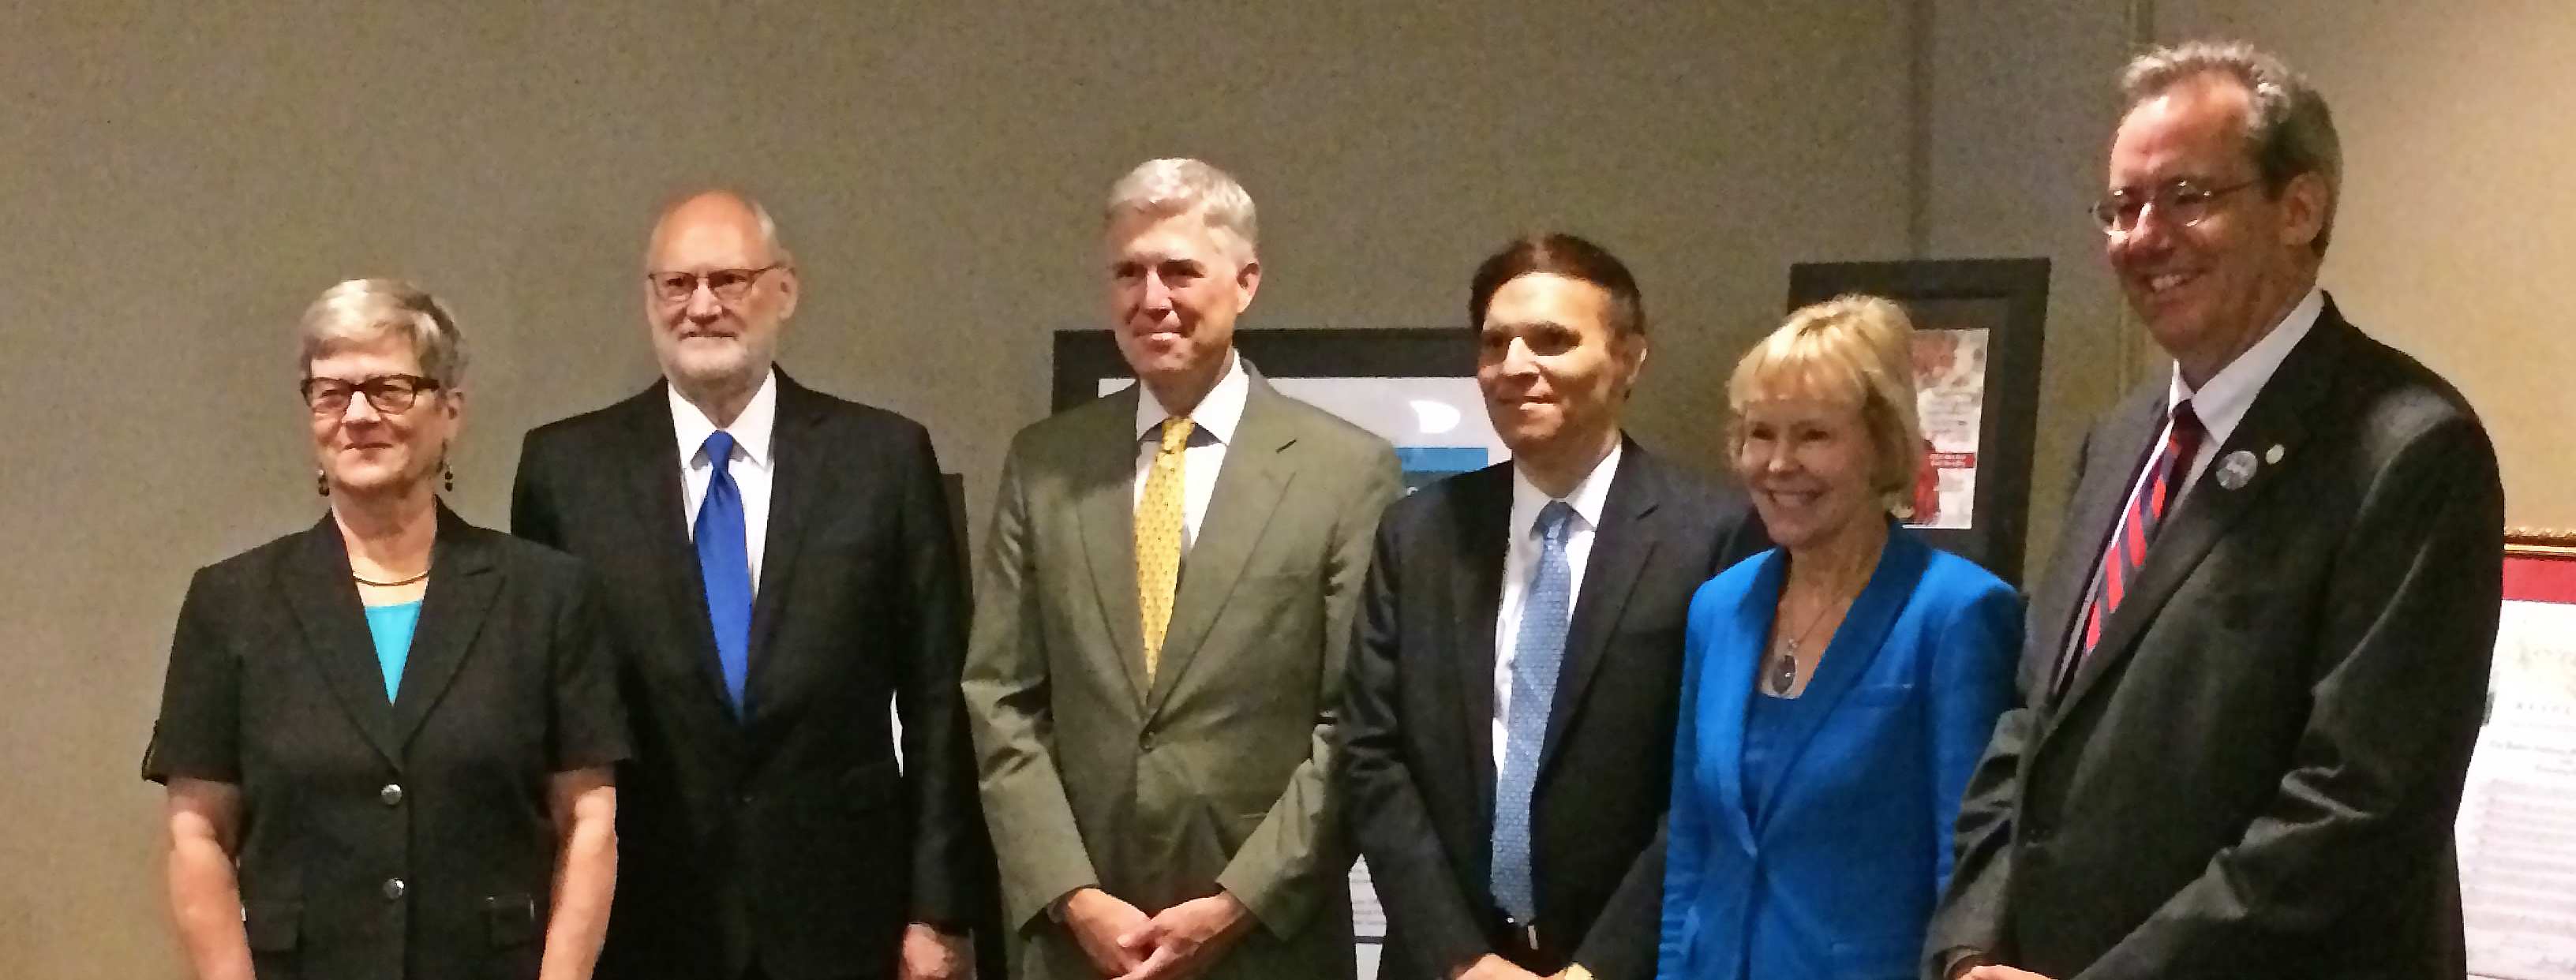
[
  {"left": 961, "top": 442, "right": 1105, "bottom": 932},
  {"left": 143, "top": 569, "right": 241, "bottom": 784},
  {"left": 1654, "top": 589, "right": 1721, "bottom": 980},
  {"left": 1924, "top": 580, "right": 2020, "bottom": 896},
  {"left": 1923, "top": 425, "right": 2097, "bottom": 980},
  {"left": 510, "top": 431, "right": 562, "bottom": 548},
  {"left": 889, "top": 425, "right": 987, "bottom": 926},
  {"left": 2072, "top": 413, "right": 2503, "bottom": 980},
  {"left": 1567, "top": 504, "right": 1758, "bottom": 980},
  {"left": 1218, "top": 443, "right": 1403, "bottom": 934},
  {"left": 1341, "top": 500, "right": 1496, "bottom": 978}
]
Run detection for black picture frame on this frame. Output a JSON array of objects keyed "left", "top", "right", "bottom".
[
  {"left": 1788, "top": 258, "right": 2050, "bottom": 586},
  {"left": 1050, "top": 327, "right": 1472, "bottom": 412}
]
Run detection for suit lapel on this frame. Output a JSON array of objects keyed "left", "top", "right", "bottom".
[
  {"left": 620, "top": 384, "right": 736, "bottom": 716},
  {"left": 1702, "top": 551, "right": 1781, "bottom": 858},
  {"left": 1077, "top": 387, "right": 1153, "bottom": 705},
  {"left": 745, "top": 373, "right": 826, "bottom": 713},
  {"left": 1750, "top": 528, "right": 1926, "bottom": 835},
  {"left": 280, "top": 515, "right": 407, "bottom": 767},
  {"left": 2051, "top": 311, "right": 2348, "bottom": 723},
  {"left": 388, "top": 506, "right": 503, "bottom": 749},
  {"left": 1144, "top": 379, "right": 1294, "bottom": 717},
  {"left": 2030, "top": 386, "right": 2164, "bottom": 710},
  {"left": 1447, "top": 466, "right": 1512, "bottom": 814},
  {"left": 1537, "top": 442, "right": 1658, "bottom": 775}
]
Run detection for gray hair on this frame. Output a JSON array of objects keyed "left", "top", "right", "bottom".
[
  {"left": 2121, "top": 40, "right": 2342, "bottom": 255},
  {"left": 298, "top": 279, "right": 468, "bottom": 388},
  {"left": 1105, "top": 159, "right": 1258, "bottom": 263}
]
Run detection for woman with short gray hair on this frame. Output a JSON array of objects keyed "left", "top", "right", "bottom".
[{"left": 146, "top": 279, "right": 629, "bottom": 980}]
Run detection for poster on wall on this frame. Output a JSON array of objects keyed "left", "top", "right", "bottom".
[
  {"left": 2462, "top": 532, "right": 2576, "bottom": 980},
  {"left": 1785, "top": 259, "right": 2047, "bottom": 585},
  {"left": 1097, "top": 375, "right": 1507, "bottom": 487},
  {"left": 1908, "top": 324, "right": 1989, "bottom": 530}
]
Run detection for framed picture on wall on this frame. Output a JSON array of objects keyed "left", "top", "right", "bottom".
[
  {"left": 2460, "top": 528, "right": 2576, "bottom": 980},
  {"left": 1786, "top": 258, "right": 2050, "bottom": 586},
  {"left": 1054, "top": 327, "right": 1503, "bottom": 492}
]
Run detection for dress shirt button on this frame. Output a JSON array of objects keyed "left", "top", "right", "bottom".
[
  {"left": 382, "top": 877, "right": 406, "bottom": 900},
  {"left": 380, "top": 784, "right": 403, "bottom": 806}
]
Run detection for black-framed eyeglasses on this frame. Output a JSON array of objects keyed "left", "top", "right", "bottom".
[
  {"left": 646, "top": 264, "right": 784, "bottom": 304},
  {"left": 2090, "top": 178, "right": 2263, "bottom": 234},
  {"left": 301, "top": 374, "right": 443, "bottom": 415}
]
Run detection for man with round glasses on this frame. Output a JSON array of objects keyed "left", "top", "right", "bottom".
[
  {"left": 1925, "top": 40, "right": 2504, "bottom": 980},
  {"left": 513, "top": 190, "right": 990, "bottom": 980}
]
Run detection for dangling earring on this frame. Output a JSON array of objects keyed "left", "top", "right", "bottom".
[
  {"left": 443, "top": 462, "right": 455, "bottom": 494},
  {"left": 316, "top": 469, "right": 329, "bottom": 497}
]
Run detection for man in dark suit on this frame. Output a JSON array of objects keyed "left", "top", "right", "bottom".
[
  {"left": 1341, "top": 234, "right": 1768, "bottom": 980},
  {"left": 1926, "top": 42, "right": 2504, "bottom": 980},
  {"left": 512, "top": 191, "right": 987, "bottom": 980}
]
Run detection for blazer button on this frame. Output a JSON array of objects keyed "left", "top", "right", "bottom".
[
  {"left": 382, "top": 878, "right": 406, "bottom": 900},
  {"left": 380, "top": 784, "right": 403, "bottom": 806}
]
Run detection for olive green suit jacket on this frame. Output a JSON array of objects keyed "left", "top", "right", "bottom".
[{"left": 964, "top": 368, "right": 1400, "bottom": 979}]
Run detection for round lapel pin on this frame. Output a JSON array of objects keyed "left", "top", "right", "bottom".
[{"left": 2216, "top": 450, "right": 2260, "bottom": 490}]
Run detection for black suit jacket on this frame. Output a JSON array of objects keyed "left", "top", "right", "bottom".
[
  {"left": 144, "top": 507, "right": 631, "bottom": 980},
  {"left": 512, "top": 372, "right": 989, "bottom": 980},
  {"left": 1340, "top": 440, "right": 1769, "bottom": 980},
  {"left": 1925, "top": 299, "right": 2505, "bottom": 980}
]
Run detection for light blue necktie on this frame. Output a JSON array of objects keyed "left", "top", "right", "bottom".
[
  {"left": 695, "top": 432, "right": 753, "bottom": 713},
  {"left": 1493, "top": 500, "right": 1574, "bottom": 923}
]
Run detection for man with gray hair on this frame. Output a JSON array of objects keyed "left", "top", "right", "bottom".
[
  {"left": 1924, "top": 41, "right": 2502, "bottom": 980},
  {"left": 965, "top": 159, "right": 1400, "bottom": 979},
  {"left": 515, "top": 190, "right": 990, "bottom": 980}
]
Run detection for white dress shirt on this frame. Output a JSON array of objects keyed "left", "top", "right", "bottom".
[
  {"left": 1132, "top": 351, "right": 1252, "bottom": 555},
  {"left": 672, "top": 368, "right": 780, "bottom": 592},
  {"left": 1492, "top": 440, "right": 1623, "bottom": 774},
  {"left": 2149, "top": 286, "right": 2323, "bottom": 513},
  {"left": 2064, "top": 287, "right": 2323, "bottom": 671}
]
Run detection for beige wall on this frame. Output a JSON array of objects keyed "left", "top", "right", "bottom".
[
  {"left": 2159, "top": 0, "right": 2576, "bottom": 530},
  {"left": 1921, "top": 0, "right": 2146, "bottom": 578},
  {"left": 1927, "top": 0, "right": 2576, "bottom": 560},
  {"left": 0, "top": 3, "right": 1913, "bottom": 975},
  {"left": 13, "top": 2, "right": 2566, "bottom": 974}
]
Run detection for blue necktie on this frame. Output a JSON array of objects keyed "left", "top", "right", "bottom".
[
  {"left": 1493, "top": 500, "right": 1574, "bottom": 923},
  {"left": 695, "top": 431, "right": 753, "bottom": 713}
]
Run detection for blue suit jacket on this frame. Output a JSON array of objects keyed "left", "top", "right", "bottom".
[{"left": 1657, "top": 528, "right": 2016, "bottom": 980}]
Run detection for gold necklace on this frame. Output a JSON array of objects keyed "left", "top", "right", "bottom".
[{"left": 353, "top": 567, "right": 430, "bottom": 588}]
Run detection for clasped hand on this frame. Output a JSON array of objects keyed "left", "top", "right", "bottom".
[{"left": 1062, "top": 888, "right": 1252, "bottom": 980}]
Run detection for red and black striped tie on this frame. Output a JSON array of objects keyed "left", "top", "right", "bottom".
[{"left": 2077, "top": 400, "right": 2207, "bottom": 656}]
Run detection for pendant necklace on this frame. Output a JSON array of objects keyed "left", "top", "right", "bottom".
[{"left": 1764, "top": 563, "right": 1866, "bottom": 696}]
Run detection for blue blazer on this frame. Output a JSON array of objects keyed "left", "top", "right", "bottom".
[{"left": 1657, "top": 527, "right": 2016, "bottom": 980}]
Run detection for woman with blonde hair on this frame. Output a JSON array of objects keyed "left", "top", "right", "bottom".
[
  {"left": 1657, "top": 296, "right": 2016, "bottom": 980},
  {"left": 144, "top": 279, "right": 628, "bottom": 980}
]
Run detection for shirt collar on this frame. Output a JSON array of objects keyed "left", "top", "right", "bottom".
[
  {"left": 1133, "top": 350, "right": 1251, "bottom": 446},
  {"left": 670, "top": 367, "right": 780, "bottom": 470},
  {"left": 1509, "top": 438, "right": 1624, "bottom": 537},
  {"left": 2167, "top": 286, "right": 2323, "bottom": 447}
]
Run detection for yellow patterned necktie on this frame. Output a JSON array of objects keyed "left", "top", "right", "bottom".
[{"left": 1136, "top": 417, "right": 1195, "bottom": 679}]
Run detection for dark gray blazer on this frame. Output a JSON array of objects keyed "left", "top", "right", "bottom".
[
  {"left": 513, "top": 372, "right": 989, "bottom": 980},
  {"left": 1924, "top": 298, "right": 2505, "bottom": 980},
  {"left": 1339, "top": 441, "right": 1768, "bottom": 980}
]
